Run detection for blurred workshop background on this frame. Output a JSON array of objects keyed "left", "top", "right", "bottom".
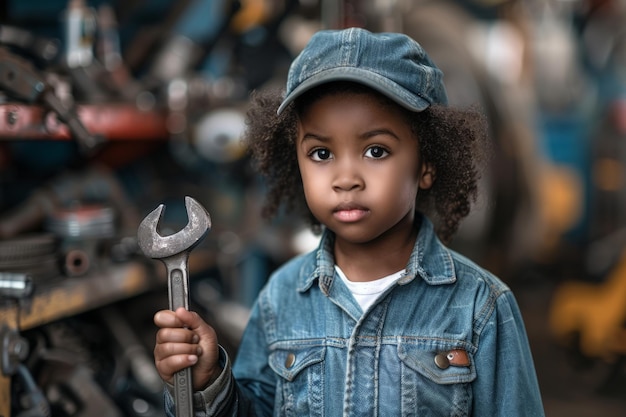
[{"left": 0, "top": 0, "right": 625, "bottom": 416}]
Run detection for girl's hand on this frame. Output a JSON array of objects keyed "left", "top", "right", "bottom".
[{"left": 154, "top": 307, "right": 221, "bottom": 391}]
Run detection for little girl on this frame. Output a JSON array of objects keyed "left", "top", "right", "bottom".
[{"left": 153, "top": 27, "right": 545, "bottom": 416}]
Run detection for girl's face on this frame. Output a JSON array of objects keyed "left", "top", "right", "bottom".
[{"left": 296, "top": 90, "right": 434, "bottom": 246}]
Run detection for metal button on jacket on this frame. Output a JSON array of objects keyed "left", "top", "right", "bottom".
[
  {"left": 285, "top": 353, "right": 296, "bottom": 368},
  {"left": 434, "top": 353, "right": 450, "bottom": 369}
]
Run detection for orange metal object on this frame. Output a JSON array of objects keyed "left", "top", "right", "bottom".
[{"left": 0, "top": 103, "right": 169, "bottom": 141}]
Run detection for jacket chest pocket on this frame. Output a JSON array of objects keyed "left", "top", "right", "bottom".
[
  {"left": 269, "top": 345, "right": 326, "bottom": 417},
  {"left": 397, "top": 342, "right": 476, "bottom": 417}
]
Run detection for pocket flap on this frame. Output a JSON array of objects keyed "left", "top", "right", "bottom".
[
  {"left": 397, "top": 343, "right": 476, "bottom": 385},
  {"left": 269, "top": 345, "right": 326, "bottom": 381}
]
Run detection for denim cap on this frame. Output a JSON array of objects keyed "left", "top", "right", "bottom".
[{"left": 277, "top": 27, "right": 448, "bottom": 114}]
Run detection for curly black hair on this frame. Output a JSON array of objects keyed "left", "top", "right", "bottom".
[{"left": 244, "top": 81, "right": 489, "bottom": 244}]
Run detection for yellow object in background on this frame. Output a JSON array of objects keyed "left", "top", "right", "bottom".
[
  {"left": 231, "top": 0, "right": 271, "bottom": 33},
  {"left": 549, "top": 248, "right": 626, "bottom": 362},
  {"left": 535, "top": 164, "right": 583, "bottom": 258}
]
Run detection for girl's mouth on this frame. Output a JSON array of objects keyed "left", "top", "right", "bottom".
[{"left": 333, "top": 203, "right": 369, "bottom": 222}]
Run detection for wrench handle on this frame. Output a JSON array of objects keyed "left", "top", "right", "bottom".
[
  {"left": 164, "top": 254, "right": 194, "bottom": 417},
  {"left": 169, "top": 267, "right": 190, "bottom": 311},
  {"left": 173, "top": 367, "right": 194, "bottom": 417}
]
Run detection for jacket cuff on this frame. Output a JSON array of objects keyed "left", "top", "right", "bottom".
[{"left": 164, "top": 345, "right": 235, "bottom": 414}]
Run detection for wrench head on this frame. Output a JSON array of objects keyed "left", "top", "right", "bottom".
[{"left": 137, "top": 196, "right": 211, "bottom": 259}]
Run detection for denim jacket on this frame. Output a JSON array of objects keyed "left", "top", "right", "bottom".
[{"left": 164, "top": 216, "right": 545, "bottom": 416}]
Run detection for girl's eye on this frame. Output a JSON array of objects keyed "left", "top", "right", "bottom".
[
  {"left": 310, "top": 148, "right": 332, "bottom": 161},
  {"left": 365, "top": 146, "right": 389, "bottom": 159}
]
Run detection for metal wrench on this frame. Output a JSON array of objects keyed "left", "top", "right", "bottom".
[{"left": 137, "top": 196, "right": 211, "bottom": 417}]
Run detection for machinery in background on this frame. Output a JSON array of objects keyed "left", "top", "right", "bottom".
[
  {"left": 0, "top": 1, "right": 309, "bottom": 415},
  {"left": 544, "top": 0, "right": 626, "bottom": 389}
]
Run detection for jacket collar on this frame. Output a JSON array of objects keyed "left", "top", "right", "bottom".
[{"left": 297, "top": 215, "right": 457, "bottom": 294}]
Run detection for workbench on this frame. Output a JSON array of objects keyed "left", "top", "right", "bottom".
[{"left": 0, "top": 261, "right": 155, "bottom": 417}]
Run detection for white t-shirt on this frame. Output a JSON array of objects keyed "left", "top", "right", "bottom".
[{"left": 335, "top": 265, "right": 406, "bottom": 311}]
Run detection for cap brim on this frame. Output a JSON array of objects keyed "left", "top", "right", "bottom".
[{"left": 277, "top": 67, "right": 432, "bottom": 115}]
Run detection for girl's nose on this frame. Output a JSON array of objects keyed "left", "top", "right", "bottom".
[{"left": 332, "top": 159, "right": 364, "bottom": 191}]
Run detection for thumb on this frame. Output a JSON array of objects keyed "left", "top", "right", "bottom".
[{"left": 174, "top": 307, "right": 215, "bottom": 339}]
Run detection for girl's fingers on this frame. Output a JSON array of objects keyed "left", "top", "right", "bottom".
[
  {"left": 155, "top": 340, "right": 201, "bottom": 359},
  {"left": 154, "top": 309, "right": 183, "bottom": 328},
  {"left": 155, "top": 327, "right": 198, "bottom": 344},
  {"left": 153, "top": 308, "right": 218, "bottom": 389},
  {"left": 154, "top": 351, "right": 199, "bottom": 379},
  {"left": 154, "top": 309, "right": 215, "bottom": 342},
  {"left": 154, "top": 340, "right": 201, "bottom": 373}
]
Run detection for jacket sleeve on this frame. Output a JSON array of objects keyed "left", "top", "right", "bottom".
[
  {"left": 163, "top": 299, "right": 276, "bottom": 417},
  {"left": 471, "top": 289, "right": 545, "bottom": 417}
]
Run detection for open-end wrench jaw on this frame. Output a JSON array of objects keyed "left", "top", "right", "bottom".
[{"left": 137, "top": 196, "right": 211, "bottom": 259}]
